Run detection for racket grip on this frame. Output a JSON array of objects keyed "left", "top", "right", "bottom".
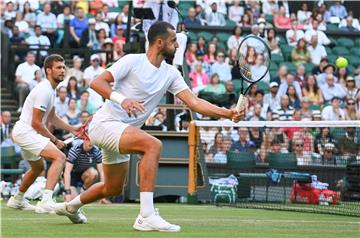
[
  {"left": 64, "top": 137, "right": 74, "bottom": 145},
  {"left": 236, "top": 94, "right": 248, "bottom": 112}
]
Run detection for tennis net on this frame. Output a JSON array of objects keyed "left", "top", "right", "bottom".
[{"left": 188, "top": 120, "right": 360, "bottom": 217}]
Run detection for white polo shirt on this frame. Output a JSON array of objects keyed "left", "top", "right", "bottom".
[{"left": 15, "top": 61, "right": 41, "bottom": 85}]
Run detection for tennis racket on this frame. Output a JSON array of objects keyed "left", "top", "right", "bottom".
[
  {"left": 235, "top": 35, "right": 271, "bottom": 112},
  {"left": 64, "top": 115, "right": 93, "bottom": 146}
]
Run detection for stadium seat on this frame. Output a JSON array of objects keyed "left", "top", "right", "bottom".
[
  {"left": 187, "top": 31, "right": 197, "bottom": 42},
  {"left": 216, "top": 33, "right": 231, "bottom": 43},
  {"left": 265, "top": 14, "right": 274, "bottom": 25},
  {"left": 325, "top": 47, "right": 332, "bottom": 55},
  {"left": 269, "top": 70, "right": 278, "bottom": 80},
  {"left": 216, "top": 42, "right": 226, "bottom": 52},
  {"left": 257, "top": 81, "right": 270, "bottom": 93},
  {"left": 0, "top": 146, "right": 21, "bottom": 181},
  {"left": 269, "top": 62, "right": 278, "bottom": 71},
  {"left": 345, "top": 55, "right": 360, "bottom": 66},
  {"left": 227, "top": 151, "right": 256, "bottom": 170},
  {"left": 267, "top": 152, "right": 297, "bottom": 170},
  {"left": 198, "top": 31, "right": 213, "bottom": 41},
  {"left": 280, "top": 46, "right": 293, "bottom": 61},
  {"left": 337, "top": 38, "right": 355, "bottom": 48},
  {"left": 350, "top": 48, "right": 360, "bottom": 57},
  {"left": 232, "top": 79, "right": 243, "bottom": 93},
  {"left": 326, "top": 24, "right": 339, "bottom": 31},
  {"left": 328, "top": 36, "right": 337, "bottom": 45},
  {"left": 332, "top": 46, "right": 350, "bottom": 55},
  {"left": 280, "top": 62, "right": 296, "bottom": 72},
  {"left": 277, "top": 35, "right": 287, "bottom": 45},
  {"left": 347, "top": 64, "right": 356, "bottom": 74},
  {"left": 327, "top": 54, "right": 337, "bottom": 63},
  {"left": 271, "top": 54, "right": 284, "bottom": 64},
  {"left": 309, "top": 104, "right": 321, "bottom": 111},
  {"left": 226, "top": 19, "right": 237, "bottom": 27},
  {"left": 355, "top": 38, "right": 360, "bottom": 47},
  {"left": 303, "top": 63, "right": 314, "bottom": 74}
]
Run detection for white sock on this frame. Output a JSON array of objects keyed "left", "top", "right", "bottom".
[
  {"left": 67, "top": 195, "right": 84, "bottom": 213},
  {"left": 140, "top": 192, "right": 154, "bottom": 218},
  {"left": 42, "top": 189, "right": 53, "bottom": 202},
  {"left": 14, "top": 191, "right": 24, "bottom": 201}
]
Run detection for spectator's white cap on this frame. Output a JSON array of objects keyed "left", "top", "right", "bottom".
[
  {"left": 269, "top": 82, "right": 279, "bottom": 88},
  {"left": 103, "top": 38, "right": 113, "bottom": 45},
  {"left": 90, "top": 54, "right": 100, "bottom": 61},
  {"left": 88, "top": 18, "right": 96, "bottom": 24}
]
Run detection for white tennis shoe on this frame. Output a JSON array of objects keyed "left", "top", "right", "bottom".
[
  {"left": 133, "top": 209, "right": 181, "bottom": 232},
  {"left": 7, "top": 196, "right": 36, "bottom": 211},
  {"left": 35, "top": 199, "right": 56, "bottom": 214},
  {"left": 54, "top": 203, "right": 87, "bottom": 224}
]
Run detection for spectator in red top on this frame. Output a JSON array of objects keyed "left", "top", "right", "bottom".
[
  {"left": 185, "top": 43, "right": 198, "bottom": 66},
  {"left": 189, "top": 61, "right": 209, "bottom": 94},
  {"left": 274, "top": 6, "right": 291, "bottom": 29}
]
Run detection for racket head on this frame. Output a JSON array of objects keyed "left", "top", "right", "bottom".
[{"left": 237, "top": 35, "right": 271, "bottom": 84}]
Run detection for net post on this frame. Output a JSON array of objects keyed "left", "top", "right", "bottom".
[{"left": 187, "top": 120, "right": 198, "bottom": 204}]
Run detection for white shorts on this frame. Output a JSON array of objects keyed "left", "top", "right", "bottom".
[
  {"left": 88, "top": 118, "right": 130, "bottom": 164},
  {"left": 12, "top": 121, "right": 49, "bottom": 161}
]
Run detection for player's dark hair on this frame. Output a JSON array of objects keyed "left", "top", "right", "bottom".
[
  {"left": 147, "top": 21, "right": 175, "bottom": 45},
  {"left": 44, "top": 54, "right": 64, "bottom": 76}
]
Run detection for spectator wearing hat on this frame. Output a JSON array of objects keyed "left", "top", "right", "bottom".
[
  {"left": 316, "top": 64, "right": 337, "bottom": 87},
  {"left": 345, "top": 76, "right": 358, "bottom": 100},
  {"left": 312, "top": 110, "right": 322, "bottom": 121},
  {"left": 344, "top": 98, "right": 360, "bottom": 120},
  {"left": 83, "top": 54, "right": 105, "bottom": 108},
  {"left": 321, "top": 97, "right": 345, "bottom": 120},
  {"left": 80, "top": 18, "right": 99, "bottom": 49},
  {"left": 100, "top": 38, "right": 114, "bottom": 65},
  {"left": 317, "top": 143, "right": 337, "bottom": 165},
  {"left": 206, "top": 2, "right": 226, "bottom": 26},
  {"left": 307, "top": 35, "right": 327, "bottom": 66},
  {"left": 320, "top": 74, "right": 346, "bottom": 103},
  {"left": 262, "top": 82, "right": 280, "bottom": 119},
  {"left": 70, "top": 7, "right": 89, "bottom": 47}
]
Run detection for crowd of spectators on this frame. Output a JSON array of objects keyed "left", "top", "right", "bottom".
[{"left": 1, "top": 0, "right": 360, "bottom": 170}]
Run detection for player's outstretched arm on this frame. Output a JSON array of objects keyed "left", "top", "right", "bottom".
[{"left": 176, "top": 89, "right": 245, "bottom": 122}]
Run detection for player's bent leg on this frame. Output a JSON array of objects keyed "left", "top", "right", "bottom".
[
  {"left": 7, "top": 159, "right": 44, "bottom": 211},
  {"left": 81, "top": 167, "right": 98, "bottom": 189},
  {"left": 35, "top": 142, "right": 66, "bottom": 214}
]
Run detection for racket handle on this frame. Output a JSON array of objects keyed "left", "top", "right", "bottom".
[
  {"left": 236, "top": 94, "right": 248, "bottom": 112},
  {"left": 64, "top": 137, "right": 75, "bottom": 145}
]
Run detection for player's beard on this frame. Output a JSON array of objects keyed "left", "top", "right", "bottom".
[
  {"left": 53, "top": 74, "right": 65, "bottom": 83},
  {"left": 162, "top": 47, "right": 176, "bottom": 59}
]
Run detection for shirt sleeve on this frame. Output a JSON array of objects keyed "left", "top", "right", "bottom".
[
  {"left": 167, "top": 68, "right": 189, "bottom": 95},
  {"left": 106, "top": 54, "right": 134, "bottom": 82},
  {"left": 15, "top": 64, "right": 23, "bottom": 77},
  {"left": 67, "top": 146, "right": 78, "bottom": 163},
  {"left": 33, "top": 89, "right": 52, "bottom": 112}
]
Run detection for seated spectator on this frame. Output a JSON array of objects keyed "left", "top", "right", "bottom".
[
  {"left": 294, "top": 65, "right": 306, "bottom": 87},
  {"left": 316, "top": 64, "right": 337, "bottom": 87},
  {"left": 345, "top": 76, "right": 358, "bottom": 100},
  {"left": 319, "top": 143, "right": 336, "bottom": 165},
  {"left": 189, "top": 61, "right": 209, "bottom": 94},
  {"left": 271, "top": 65, "right": 288, "bottom": 85},
  {"left": 321, "top": 97, "right": 345, "bottom": 120},
  {"left": 65, "top": 56, "right": 84, "bottom": 88},
  {"left": 344, "top": 98, "right": 360, "bottom": 120},
  {"left": 101, "top": 38, "right": 114, "bottom": 65},
  {"left": 64, "top": 98, "right": 81, "bottom": 126},
  {"left": 93, "top": 28, "right": 107, "bottom": 51},
  {"left": 56, "top": 4, "right": 75, "bottom": 46},
  {"left": 184, "top": 7, "right": 202, "bottom": 27},
  {"left": 262, "top": 0, "right": 279, "bottom": 16},
  {"left": 292, "top": 139, "right": 307, "bottom": 165},
  {"left": 249, "top": 127, "right": 263, "bottom": 149},
  {"left": 293, "top": 127, "right": 315, "bottom": 164},
  {"left": 83, "top": 54, "right": 105, "bottom": 107},
  {"left": 67, "top": 76, "right": 81, "bottom": 100},
  {"left": 307, "top": 35, "right": 327, "bottom": 66},
  {"left": 329, "top": 0, "right": 348, "bottom": 20},
  {"left": 286, "top": 85, "right": 301, "bottom": 110},
  {"left": 320, "top": 74, "right": 346, "bottom": 103},
  {"left": 195, "top": 4, "right": 207, "bottom": 25},
  {"left": 196, "top": 36, "right": 206, "bottom": 53},
  {"left": 203, "top": 73, "right": 226, "bottom": 95},
  {"left": 286, "top": 20, "right": 305, "bottom": 47},
  {"left": 15, "top": 51, "right": 40, "bottom": 112},
  {"left": 337, "top": 127, "right": 360, "bottom": 158},
  {"left": 9, "top": 26, "right": 26, "bottom": 62},
  {"left": 274, "top": 6, "right": 291, "bottom": 29},
  {"left": 55, "top": 86, "right": 69, "bottom": 118},
  {"left": 273, "top": 95, "right": 295, "bottom": 121},
  {"left": 191, "top": 50, "right": 211, "bottom": 77},
  {"left": 247, "top": 103, "right": 265, "bottom": 121},
  {"left": 307, "top": 13, "right": 327, "bottom": 31},
  {"left": 111, "top": 15, "right": 124, "bottom": 38},
  {"left": 14, "top": 12, "right": 29, "bottom": 36},
  {"left": 77, "top": 91, "right": 97, "bottom": 115},
  {"left": 262, "top": 82, "right": 280, "bottom": 119},
  {"left": 339, "top": 16, "right": 360, "bottom": 32},
  {"left": 211, "top": 52, "right": 232, "bottom": 82},
  {"left": 22, "top": 2, "right": 36, "bottom": 28},
  {"left": 205, "top": 2, "right": 226, "bottom": 26},
  {"left": 208, "top": 132, "right": 224, "bottom": 156},
  {"left": 1, "top": 111, "right": 13, "bottom": 143},
  {"left": 266, "top": 28, "right": 281, "bottom": 55},
  {"left": 30, "top": 69, "right": 43, "bottom": 90},
  {"left": 69, "top": 7, "right": 89, "bottom": 47},
  {"left": 318, "top": 3, "right": 331, "bottom": 23},
  {"left": 89, "top": 0, "right": 103, "bottom": 15},
  {"left": 291, "top": 38, "right": 310, "bottom": 66},
  {"left": 25, "top": 25, "right": 51, "bottom": 58},
  {"left": 227, "top": 26, "right": 243, "bottom": 52},
  {"left": 204, "top": 43, "right": 217, "bottom": 65},
  {"left": 113, "top": 39, "right": 125, "bottom": 60},
  {"left": 50, "top": 0, "right": 65, "bottom": 16},
  {"left": 297, "top": 2, "right": 312, "bottom": 25},
  {"left": 4, "top": 1, "right": 16, "bottom": 20},
  {"left": 185, "top": 43, "right": 198, "bottom": 67},
  {"left": 277, "top": 73, "right": 302, "bottom": 100},
  {"left": 314, "top": 127, "right": 336, "bottom": 155},
  {"left": 299, "top": 97, "right": 313, "bottom": 121},
  {"left": 230, "top": 128, "right": 254, "bottom": 153},
  {"left": 283, "top": 110, "right": 302, "bottom": 139},
  {"left": 304, "top": 19, "right": 330, "bottom": 46},
  {"left": 223, "top": 81, "right": 238, "bottom": 108},
  {"left": 312, "top": 57, "right": 329, "bottom": 75},
  {"left": 239, "top": 11, "right": 253, "bottom": 27},
  {"left": 94, "top": 12, "right": 110, "bottom": 37},
  {"left": 119, "top": 4, "right": 130, "bottom": 25},
  {"left": 339, "top": 11, "right": 360, "bottom": 31},
  {"left": 228, "top": 0, "right": 244, "bottom": 23},
  {"left": 80, "top": 18, "right": 99, "bottom": 49},
  {"left": 111, "top": 23, "right": 126, "bottom": 46},
  {"left": 245, "top": 46, "right": 257, "bottom": 65},
  {"left": 337, "top": 68, "right": 348, "bottom": 88},
  {"left": 64, "top": 139, "right": 109, "bottom": 203},
  {"left": 36, "top": 2, "right": 57, "bottom": 45},
  {"left": 226, "top": 48, "right": 238, "bottom": 68},
  {"left": 250, "top": 54, "right": 270, "bottom": 84}
]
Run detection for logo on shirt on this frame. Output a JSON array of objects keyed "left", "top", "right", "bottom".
[{"left": 40, "top": 105, "right": 47, "bottom": 110}]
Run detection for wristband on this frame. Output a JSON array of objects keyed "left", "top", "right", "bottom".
[
  {"left": 50, "top": 137, "right": 57, "bottom": 144},
  {"left": 110, "top": 92, "right": 126, "bottom": 105},
  {"left": 64, "top": 189, "right": 71, "bottom": 195}
]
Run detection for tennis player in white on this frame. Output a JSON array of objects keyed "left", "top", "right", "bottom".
[
  {"left": 55, "top": 22, "right": 244, "bottom": 231},
  {"left": 7, "top": 54, "right": 80, "bottom": 214}
]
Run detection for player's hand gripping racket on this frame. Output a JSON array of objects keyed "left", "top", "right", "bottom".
[
  {"left": 64, "top": 115, "right": 93, "bottom": 146},
  {"left": 235, "top": 35, "right": 271, "bottom": 115}
]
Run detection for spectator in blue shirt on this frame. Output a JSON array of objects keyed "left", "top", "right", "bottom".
[
  {"left": 230, "top": 128, "right": 254, "bottom": 152},
  {"left": 69, "top": 7, "right": 88, "bottom": 47},
  {"left": 211, "top": 52, "right": 232, "bottom": 82},
  {"left": 36, "top": 2, "right": 57, "bottom": 46},
  {"left": 184, "top": 7, "right": 202, "bottom": 27},
  {"left": 340, "top": 16, "right": 360, "bottom": 32},
  {"left": 329, "top": 1, "right": 347, "bottom": 19}
]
